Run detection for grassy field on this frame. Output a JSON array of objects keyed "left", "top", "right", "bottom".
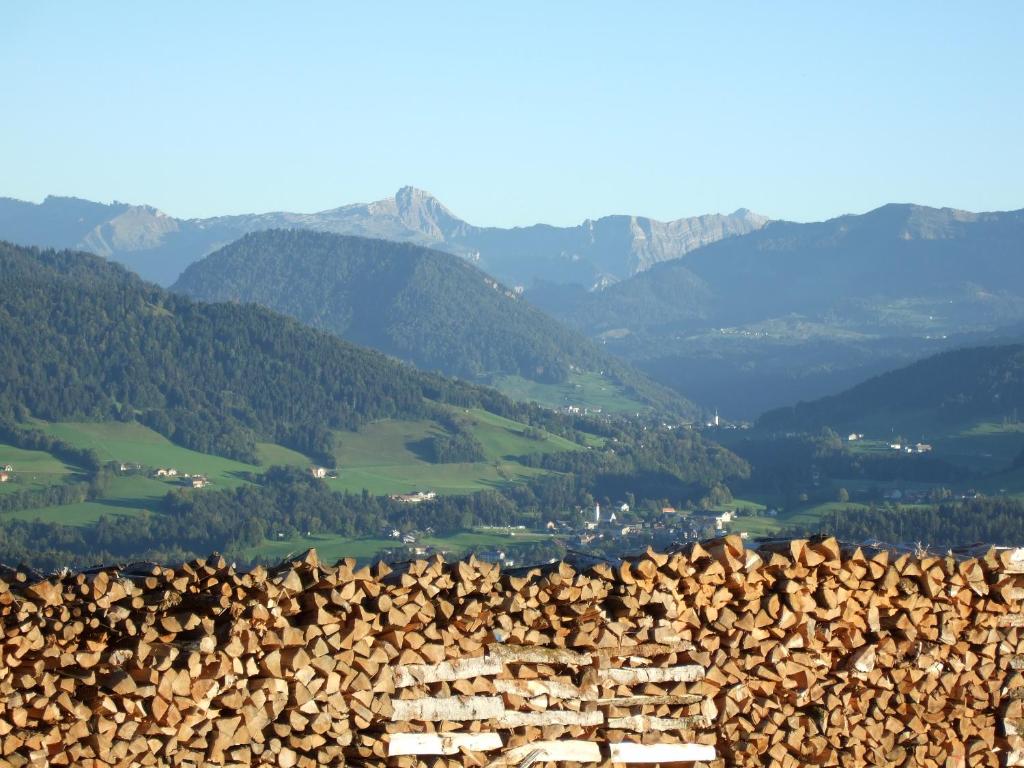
[
  {"left": 326, "top": 413, "right": 579, "bottom": 496},
  {"left": 488, "top": 371, "right": 649, "bottom": 415},
  {"left": 727, "top": 500, "right": 871, "bottom": 538},
  {"left": 0, "top": 441, "right": 81, "bottom": 494},
  {"left": 461, "top": 408, "right": 582, "bottom": 458},
  {"left": 4, "top": 475, "right": 168, "bottom": 526},
  {"left": 5, "top": 421, "right": 317, "bottom": 525},
  {"left": 5, "top": 412, "right": 585, "bottom": 528},
  {"left": 931, "top": 421, "right": 1024, "bottom": 473},
  {"left": 245, "top": 528, "right": 555, "bottom": 564},
  {"left": 37, "top": 421, "right": 268, "bottom": 486}
]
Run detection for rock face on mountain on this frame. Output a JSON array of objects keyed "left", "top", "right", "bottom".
[{"left": 0, "top": 189, "right": 766, "bottom": 286}]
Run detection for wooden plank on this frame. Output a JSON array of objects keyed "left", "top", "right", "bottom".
[
  {"left": 391, "top": 696, "right": 505, "bottom": 722},
  {"left": 608, "top": 743, "right": 716, "bottom": 763},
  {"left": 388, "top": 732, "right": 504, "bottom": 756},
  {"left": 394, "top": 656, "right": 503, "bottom": 688},
  {"left": 608, "top": 715, "right": 711, "bottom": 731},
  {"left": 487, "top": 643, "right": 591, "bottom": 666},
  {"left": 488, "top": 741, "right": 602, "bottom": 766},
  {"left": 598, "top": 665, "right": 705, "bottom": 685},
  {"left": 493, "top": 710, "right": 604, "bottom": 728}
]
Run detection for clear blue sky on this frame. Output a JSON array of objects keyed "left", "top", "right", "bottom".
[{"left": 2, "top": 2, "right": 1021, "bottom": 226}]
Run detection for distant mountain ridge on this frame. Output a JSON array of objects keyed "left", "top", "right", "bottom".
[
  {"left": 172, "top": 230, "right": 695, "bottom": 416},
  {"left": 531, "top": 202, "right": 1024, "bottom": 418},
  {"left": 0, "top": 189, "right": 767, "bottom": 287}
]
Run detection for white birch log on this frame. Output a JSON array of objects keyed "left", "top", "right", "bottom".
[
  {"left": 493, "top": 678, "right": 585, "bottom": 700},
  {"left": 608, "top": 743, "right": 717, "bottom": 763},
  {"left": 493, "top": 710, "right": 604, "bottom": 728},
  {"left": 487, "top": 643, "right": 592, "bottom": 666},
  {"left": 607, "top": 714, "right": 711, "bottom": 731},
  {"left": 598, "top": 665, "right": 705, "bottom": 685},
  {"left": 391, "top": 695, "right": 505, "bottom": 722},
  {"left": 597, "top": 693, "right": 703, "bottom": 706},
  {"left": 490, "top": 741, "right": 602, "bottom": 766},
  {"left": 388, "top": 732, "right": 504, "bottom": 756},
  {"left": 595, "top": 641, "right": 696, "bottom": 658},
  {"left": 394, "top": 656, "right": 503, "bottom": 688}
]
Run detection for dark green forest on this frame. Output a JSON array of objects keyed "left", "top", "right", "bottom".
[
  {"left": 759, "top": 345, "right": 1024, "bottom": 433},
  {"left": 781, "top": 496, "right": 1024, "bottom": 549},
  {"left": 0, "top": 241, "right": 612, "bottom": 466},
  {"left": 172, "top": 230, "right": 690, "bottom": 415}
]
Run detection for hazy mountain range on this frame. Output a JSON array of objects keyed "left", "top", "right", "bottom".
[
  {"left": 0, "top": 188, "right": 768, "bottom": 287},
  {"left": 4, "top": 187, "right": 1023, "bottom": 422},
  {"left": 533, "top": 203, "right": 1024, "bottom": 417}
]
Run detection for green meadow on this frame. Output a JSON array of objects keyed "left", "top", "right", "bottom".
[
  {"left": 325, "top": 410, "right": 582, "bottom": 496},
  {"left": 488, "top": 371, "right": 649, "bottom": 415},
  {"left": 0, "top": 442, "right": 81, "bottom": 494},
  {"left": 3, "top": 411, "right": 589, "bottom": 526}
]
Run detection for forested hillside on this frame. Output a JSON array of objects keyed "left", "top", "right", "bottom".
[
  {"left": 759, "top": 344, "right": 1024, "bottom": 433},
  {"left": 173, "top": 230, "right": 691, "bottom": 415},
  {"left": 0, "top": 241, "right": 587, "bottom": 466},
  {"left": 175, "top": 231, "right": 602, "bottom": 383}
]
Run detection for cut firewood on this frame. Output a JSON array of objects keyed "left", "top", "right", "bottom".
[{"left": 0, "top": 539, "right": 1017, "bottom": 768}]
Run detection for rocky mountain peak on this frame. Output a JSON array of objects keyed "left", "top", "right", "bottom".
[{"left": 393, "top": 186, "right": 464, "bottom": 239}]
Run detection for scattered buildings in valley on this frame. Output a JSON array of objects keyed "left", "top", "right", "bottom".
[
  {"left": 310, "top": 466, "right": 328, "bottom": 479},
  {"left": 0, "top": 472, "right": 9, "bottom": 484},
  {"left": 390, "top": 491, "right": 437, "bottom": 504},
  {"left": 889, "top": 442, "right": 932, "bottom": 454}
]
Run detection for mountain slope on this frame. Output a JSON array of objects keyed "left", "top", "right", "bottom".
[
  {"left": 172, "top": 230, "right": 694, "bottom": 415},
  {"left": 758, "top": 344, "right": 1024, "bottom": 433},
  {"left": 0, "top": 240, "right": 582, "bottom": 465},
  {"left": 0, "top": 189, "right": 767, "bottom": 287},
  {"left": 533, "top": 203, "right": 1024, "bottom": 418},
  {"left": 545, "top": 203, "right": 1024, "bottom": 335},
  {"left": 174, "top": 231, "right": 600, "bottom": 383}
]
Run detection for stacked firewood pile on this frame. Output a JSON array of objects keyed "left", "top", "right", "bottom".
[{"left": 0, "top": 536, "right": 1022, "bottom": 767}]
